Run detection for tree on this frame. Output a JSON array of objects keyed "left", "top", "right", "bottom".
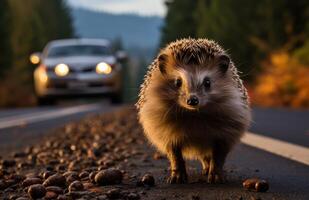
[
  {"left": 160, "top": 0, "right": 198, "bottom": 46},
  {"left": 0, "top": 0, "right": 74, "bottom": 107},
  {"left": 0, "top": 0, "right": 11, "bottom": 76},
  {"left": 8, "top": 0, "right": 74, "bottom": 73}
]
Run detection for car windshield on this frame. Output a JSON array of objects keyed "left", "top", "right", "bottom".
[{"left": 47, "top": 44, "right": 112, "bottom": 58}]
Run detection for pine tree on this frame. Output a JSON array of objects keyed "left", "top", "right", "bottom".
[
  {"left": 160, "top": 0, "right": 198, "bottom": 46},
  {"left": 0, "top": 0, "right": 11, "bottom": 76}
]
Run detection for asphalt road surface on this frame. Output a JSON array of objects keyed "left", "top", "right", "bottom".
[
  {"left": 0, "top": 100, "right": 119, "bottom": 154},
  {"left": 0, "top": 102, "right": 308, "bottom": 198}
]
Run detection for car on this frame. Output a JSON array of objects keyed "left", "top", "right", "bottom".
[{"left": 30, "top": 38, "right": 127, "bottom": 105}]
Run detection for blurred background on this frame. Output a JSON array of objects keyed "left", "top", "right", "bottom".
[{"left": 0, "top": 0, "right": 308, "bottom": 108}]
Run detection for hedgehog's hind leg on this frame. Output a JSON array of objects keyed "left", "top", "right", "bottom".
[
  {"left": 207, "top": 140, "right": 230, "bottom": 184},
  {"left": 166, "top": 145, "right": 188, "bottom": 184},
  {"left": 200, "top": 155, "right": 210, "bottom": 176}
]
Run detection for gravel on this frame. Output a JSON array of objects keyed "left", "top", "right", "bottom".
[{"left": 0, "top": 107, "right": 288, "bottom": 199}]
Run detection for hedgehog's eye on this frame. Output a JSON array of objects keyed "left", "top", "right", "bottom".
[
  {"left": 174, "top": 78, "right": 182, "bottom": 88},
  {"left": 203, "top": 78, "right": 211, "bottom": 90}
]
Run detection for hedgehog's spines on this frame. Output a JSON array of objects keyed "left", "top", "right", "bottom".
[{"left": 136, "top": 38, "right": 249, "bottom": 111}]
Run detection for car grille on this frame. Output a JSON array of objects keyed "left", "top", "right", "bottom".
[{"left": 47, "top": 66, "right": 96, "bottom": 74}]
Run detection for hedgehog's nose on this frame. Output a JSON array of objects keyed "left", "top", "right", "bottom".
[{"left": 187, "top": 95, "right": 199, "bottom": 106}]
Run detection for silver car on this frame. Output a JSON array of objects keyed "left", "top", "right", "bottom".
[{"left": 31, "top": 39, "right": 126, "bottom": 105}]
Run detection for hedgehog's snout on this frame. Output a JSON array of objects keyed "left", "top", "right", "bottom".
[{"left": 187, "top": 95, "right": 199, "bottom": 106}]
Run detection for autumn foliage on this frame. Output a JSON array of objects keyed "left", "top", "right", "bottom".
[{"left": 252, "top": 52, "right": 309, "bottom": 108}]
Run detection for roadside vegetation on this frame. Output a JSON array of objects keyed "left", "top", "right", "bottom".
[{"left": 0, "top": 0, "right": 73, "bottom": 107}]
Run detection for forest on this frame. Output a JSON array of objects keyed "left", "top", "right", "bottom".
[
  {"left": 0, "top": 0, "right": 73, "bottom": 106},
  {"left": 161, "top": 0, "right": 309, "bottom": 107}
]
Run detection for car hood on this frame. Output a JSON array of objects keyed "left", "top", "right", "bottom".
[{"left": 43, "top": 56, "right": 116, "bottom": 69}]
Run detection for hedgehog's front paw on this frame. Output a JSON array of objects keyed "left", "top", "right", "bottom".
[
  {"left": 207, "top": 170, "right": 225, "bottom": 184},
  {"left": 167, "top": 169, "right": 188, "bottom": 184},
  {"left": 202, "top": 167, "right": 209, "bottom": 175}
]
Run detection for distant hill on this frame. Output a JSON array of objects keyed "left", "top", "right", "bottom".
[{"left": 71, "top": 8, "right": 163, "bottom": 50}]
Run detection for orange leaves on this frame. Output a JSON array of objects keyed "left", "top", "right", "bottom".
[{"left": 252, "top": 52, "right": 309, "bottom": 108}]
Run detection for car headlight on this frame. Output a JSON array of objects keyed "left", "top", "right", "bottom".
[
  {"left": 54, "top": 64, "right": 69, "bottom": 76},
  {"left": 96, "top": 62, "right": 112, "bottom": 74}
]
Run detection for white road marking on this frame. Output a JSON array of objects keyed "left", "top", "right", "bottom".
[
  {"left": 0, "top": 104, "right": 101, "bottom": 129},
  {"left": 1, "top": 106, "right": 308, "bottom": 166},
  {"left": 242, "top": 132, "right": 309, "bottom": 166}
]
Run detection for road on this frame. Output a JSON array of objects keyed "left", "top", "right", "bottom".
[
  {"left": 0, "top": 103, "right": 308, "bottom": 198},
  {"left": 0, "top": 100, "right": 119, "bottom": 154}
]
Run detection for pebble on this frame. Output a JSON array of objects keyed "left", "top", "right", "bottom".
[
  {"left": 43, "top": 174, "right": 66, "bottom": 188},
  {"left": 22, "top": 178, "right": 42, "bottom": 187},
  {"left": 95, "top": 169, "right": 123, "bottom": 185},
  {"left": 79, "top": 171, "right": 89, "bottom": 179},
  {"left": 42, "top": 171, "right": 55, "bottom": 180},
  {"left": 68, "top": 181, "right": 84, "bottom": 192},
  {"left": 66, "top": 174, "right": 79, "bottom": 184},
  {"left": 243, "top": 178, "right": 269, "bottom": 192},
  {"left": 45, "top": 191, "right": 58, "bottom": 199},
  {"left": 127, "top": 192, "right": 140, "bottom": 200},
  {"left": 89, "top": 171, "right": 97, "bottom": 183},
  {"left": 141, "top": 174, "right": 155, "bottom": 186},
  {"left": 46, "top": 186, "right": 63, "bottom": 194},
  {"left": 106, "top": 188, "right": 121, "bottom": 199},
  {"left": 28, "top": 184, "right": 46, "bottom": 199},
  {"left": 255, "top": 180, "right": 269, "bottom": 192}
]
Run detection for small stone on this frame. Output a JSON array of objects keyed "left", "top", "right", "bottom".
[
  {"left": 46, "top": 186, "right": 63, "bottom": 194},
  {"left": 68, "top": 191, "right": 89, "bottom": 199},
  {"left": 243, "top": 178, "right": 269, "bottom": 192},
  {"left": 68, "top": 181, "right": 84, "bottom": 192},
  {"left": 255, "top": 180, "right": 269, "bottom": 192},
  {"left": 43, "top": 174, "right": 66, "bottom": 188},
  {"left": 45, "top": 191, "right": 58, "bottom": 199},
  {"left": 42, "top": 171, "right": 55, "bottom": 180},
  {"left": 66, "top": 174, "right": 79, "bottom": 184},
  {"left": 243, "top": 178, "right": 258, "bottom": 190},
  {"left": 141, "top": 174, "right": 155, "bottom": 186},
  {"left": 28, "top": 184, "right": 46, "bottom": 199},
  {"left": 22, "top": 178, "right": 42, "bottom": 187},
  {"left": 79, "top": 171, "right": 89, "bottom": 179},
  {"left": 95, "top": 169, "right": 123, "bottom": 185},
  {"left": 106, "top": 188, "right": 121, "bottom": 199},
  {"left": 127, "top": 193, "right": 140, "bottom": 200}
]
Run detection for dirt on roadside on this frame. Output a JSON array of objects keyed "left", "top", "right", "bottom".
[{"left": 0, "top": 107, "right": 295, "bottom": 200}]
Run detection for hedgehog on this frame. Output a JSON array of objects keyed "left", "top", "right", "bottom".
[{"left": 136, "top": 38, "right": 251, "bottom": 184}]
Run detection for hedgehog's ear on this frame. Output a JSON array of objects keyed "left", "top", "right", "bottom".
[
  {"left": 218, "top": 55, "right": 230, "bottom": 74},
  {"left": 158, "top": 53, "right": 168, "bottom": 75}
]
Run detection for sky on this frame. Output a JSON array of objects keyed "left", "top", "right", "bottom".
[{"left": 67, "top": 0, "right": 166, "bottom": 17}]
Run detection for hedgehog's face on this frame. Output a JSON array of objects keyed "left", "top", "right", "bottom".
[{"left": 158, "top": 51, "right": 232, "bottom": 111}]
